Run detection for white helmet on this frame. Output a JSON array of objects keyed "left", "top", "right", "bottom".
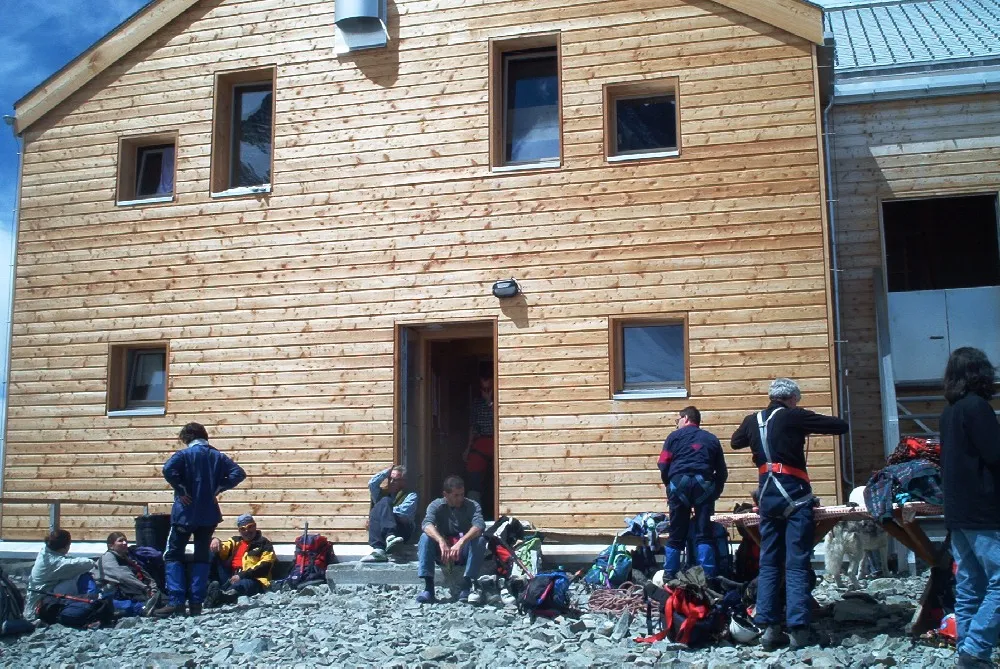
[
  {"left": 651, "top": 570, "right": 666, "bottom": 588},
  {"left": 729, "top": 612, "right": 761, "bottom": 645}
]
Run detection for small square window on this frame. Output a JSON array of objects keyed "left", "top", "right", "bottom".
[
  {"left": 116, "top": 133, "right": 177, "bottom": 205},
  {"left": 212, "top": 67, "right": 275, "bottom": 196},
  {"left": 605, "top": 79, "right": 681, "bottom": 161},
  {"left": 108, "top": 343, "right": 168, "bottom": 416},
  {"left": 489, "top": 35, "right": 561, "bottom": 171},
  {"left": 611, "top": 318, "right": 688, "bottom": 398}
]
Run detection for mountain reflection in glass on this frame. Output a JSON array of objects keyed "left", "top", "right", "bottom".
[
  {"left": 615, "top": 95, "right": 676, "bottom": 155},
  {"left": 231, "top": 84, "right": 272, "bottom": 187},
  {"left": 504, "top": 51, "right": 559, "bottom": 164}
]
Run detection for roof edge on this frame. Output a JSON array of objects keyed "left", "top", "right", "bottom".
[
  {"left": 13, "top": 0, "right": 200, "bottom": 135},
  {"left": 712, "top": 0, "right": 826, "bottom": 45}
]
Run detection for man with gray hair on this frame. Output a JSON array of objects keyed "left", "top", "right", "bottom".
[
  {"left": 731, "top": 378, "right": 848, "bottom": 651},
  {"left": 363, "top": 465, "right": 418, "bottom": 562}
]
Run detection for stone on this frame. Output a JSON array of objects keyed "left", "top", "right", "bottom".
[
  {"left": 611, "top": 611, "right": 633, "bottom": 641},
  {"left": 233, "top": 638, "right": 269, "bottom": 655},
  {"left": 211, "top": 647, "right": 232, "bottom": 664},
  {"left": 420, "top": 645, "right": 452, "bottom": 661},
  {"left": 833, "top": 598, "right": 881, "bottom": 623},
  {"left": 568, "top": 619, "right": 588, "bottom": 634}
]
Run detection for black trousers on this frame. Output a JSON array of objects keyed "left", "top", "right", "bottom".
[{"left": 368, "top": 496, "right": 412, "bottom": 549}]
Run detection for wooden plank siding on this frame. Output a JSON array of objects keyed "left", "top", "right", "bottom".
[
  {"left": 830, "top": 93, "right": 1000, "bottom": 486},
  {"left": 4, "top": 0, "right": 838, "bottom": 542}
]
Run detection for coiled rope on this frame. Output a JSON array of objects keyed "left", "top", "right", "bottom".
[{"left": 586, "top": 582, "right": 647, "bottom": 615}]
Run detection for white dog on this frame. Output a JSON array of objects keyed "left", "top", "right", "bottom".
[{"left": 824, "top": 519, "right": 889, "bottom": 588}]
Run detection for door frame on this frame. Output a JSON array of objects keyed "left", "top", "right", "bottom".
[{"left": 393, "top": 317, "right": 499, "bottom": 519}]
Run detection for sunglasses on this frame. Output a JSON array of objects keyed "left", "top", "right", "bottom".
[{"left": 238, "top": 523, "right": 256, "bottom": 530}]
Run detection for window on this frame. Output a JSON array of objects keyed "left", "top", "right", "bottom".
[
  {"left": 489, "top": 35, "right": 561, "bottom": 170},
  {"left": 107, "top": 343, "right": 168, "bottom": 416},
  {"left": 611, "top": 318, "right": 687, "bottom": 399},
  {"left": 212, "top": 67, "right": 275, "bottom": 196},
  {"left": 605, "top": 78, "right": 680, "bottom": 161},
  {"left": 116, "top": 133, "right": 177, "bottom": 205}
]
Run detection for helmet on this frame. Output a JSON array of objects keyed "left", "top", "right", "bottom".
[
  {"left": 651, "top": 570, "right": 666, "bottom": 588},
  {"left": 729, "top": 612, "right": 761, "bottom": 645}
]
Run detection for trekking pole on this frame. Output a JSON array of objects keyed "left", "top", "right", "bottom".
[
  {"left": 27, "top": 588, "right": 95, "bottom": 604},
  {"left": 484, "top": 518, "right": 536, "bottom": 579}
]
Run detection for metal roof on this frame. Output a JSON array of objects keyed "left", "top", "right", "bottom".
[{"left": 824, "top": 0, "right": 1000, "bottom": 71}]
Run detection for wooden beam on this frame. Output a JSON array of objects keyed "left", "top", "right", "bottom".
[
  {"left": 711, "top": 0, "right": 825, "bottom": 45},
  {"left": 13, "top": 0, "right": 201, "bottom": 135}
]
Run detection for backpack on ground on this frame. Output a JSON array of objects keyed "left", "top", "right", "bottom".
[
  {"left": 128, "top": 545, "right": 166, "bottom": 590},
  {"left": 287, "top": 533, "right": 333, "bottom": 588},
  {"left": 37, "top": 594, "right": 114, "bottom": 630},
  {"left": 639, "top": 585, "right": 723, "bottom": 647},
  {"left": 0, "top": 568, "right": 31, "bottom": 637},
  {"left": 584, "top": 539, "right": 632, "bottom": 588},
  {"left": 517, "top": 570, "right": 572, "bottom": 618}
]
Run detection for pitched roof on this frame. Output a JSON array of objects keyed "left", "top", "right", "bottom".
[
  {"left": 13, "top": 0, "right": 825, "bottom": 135},
  {"left": 824, "top": 0, "right": 1000, "bottom": 71}
]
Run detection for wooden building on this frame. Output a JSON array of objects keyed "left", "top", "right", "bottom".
[
  {"left": 4, "top": 0, "right": 842, "bottom": 543},
  {"left": 826, "top": 0, "right": 1000, "bottom": 487}
]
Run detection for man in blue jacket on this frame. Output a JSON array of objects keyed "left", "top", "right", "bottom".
[
  {"left": 659, "top": 406, "right": 728, "bottom": 578},
  {"left": 154, "top": 422, "right": 246, "bottom": 617}
]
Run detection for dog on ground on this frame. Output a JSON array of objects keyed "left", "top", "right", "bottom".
[{"left": 824, "top": 519, "right": 889, "bottom": 588}]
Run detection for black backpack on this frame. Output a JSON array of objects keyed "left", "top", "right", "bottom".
[
  {"left": 516, "top": 571, "right": 572, "bottom": 618},
  {"left": 0, "top": 568, "right": 31, "bottom": 637}
]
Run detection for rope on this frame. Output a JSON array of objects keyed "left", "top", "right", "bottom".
[{"left": 586, "top": 582, "right": 647, "bottom": 615}]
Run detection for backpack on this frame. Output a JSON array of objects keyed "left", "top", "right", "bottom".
[
  {"left": 584, "top": 540, "right": 632, "bottom": 588},
  {"left": 658, "top": 587, "right": 723, "bottom": 647},
  {"left": 287, "top": 533, "right": 333, "bottom": 587},
  {"left": 517, "top": 571, "right": 571, "bottom": 618},
  {"left": 0, "top": 568, "right": 30, "bottom": 637},
  {"left": 128, "top": 545, "right": 166, "bottom": 590},
  {"left": 685, "top": 522, "right": 733, "bottom": 579},
  {"left": 37, "top": 594, "right": 114, "bottom": 630}
]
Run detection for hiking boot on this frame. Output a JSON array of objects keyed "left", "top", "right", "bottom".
[
  {"left": 788, "top": 626, "right": 816, "bottom": 649},
  {"left": 142, "top": 593, "right": 160, "bottom": 617},
  {"left": 204, "top": 582, "right": 220, "bottom": 609},
  {"left": 760, "top": 625, "right": 789, "bottom": 651},
  {"left": 152, "top": 603, "right": 184, "bottom": 618},
  {"left": 466, "top": 587, "right": 483, "bottom": 605},
  {"left": 360, "top": 548, "right": 388, "bottom": 563},
  {"left": 385, "top": 535, "right": 404, "bottom": 554},
  {"left": 956, "top": 653, "right": 994, "bottom": 668},
  {"left": 415, "top": 590, "right": 436, "bottom": 604},
  {"left": 499, "top": 587, "right": 517, "bottom": 606},
  {"left": 188, "top": 603, "right": 203, "bottom": 617}
]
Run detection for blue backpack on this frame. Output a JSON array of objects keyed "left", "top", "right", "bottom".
[
  {"left": 584, "top": 540, "right": 633, "bottom": 588},
  {"left": 517, "top": 571, "right": 572, "bottom": 617}
]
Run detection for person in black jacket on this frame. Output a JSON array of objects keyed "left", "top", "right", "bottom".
[
  {"left": 659, "top": 406, "right": 728, "bottom": 578},
  {"left": 940, "top": 347, "right": 1000, "bottom": 669},
  {"left": 731, "top": 378, "right": 848, "bottom": 650}
]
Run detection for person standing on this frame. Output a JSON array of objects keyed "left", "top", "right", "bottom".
[
  {"left": 463, "top": 371, "right": 494, "bottom": 509},
  {"left": 154, "top": 422, "right": 246, "bottom": 617},
  {"left": 362, "top": 465, "right": 418, "bottom": 562},
  {"left": 731, "top": 378, "right": 848, "bottom": 650},
  {"left": 659, "top": 405, "right": 728, "bottom": 577},
  {"left": 940, "top": 347, "right": 1000, "bottom": 669}
]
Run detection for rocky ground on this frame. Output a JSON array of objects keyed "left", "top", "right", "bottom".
[{"left": 0, "top": 570, "right": 977, "bottom": 669}]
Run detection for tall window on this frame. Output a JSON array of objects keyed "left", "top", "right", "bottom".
[
  {"left": 611, "top": 318, "right": 688, "bottom": 398},
  {"left": 490, "top": 35, "right": 561, "bottom": 170},
  {"left": 605, "top": 78, "right": 681, "bottom": 161},
  {"left": 116, "top": 133, "right": 177, "bottom": 204},
  {"left": 108, "top": 343, "right": 168, "bottom": 415},
  {"left": 503, "top": 49, "right": 559, "bottom": 165},
  {"left": 212, "top": 67, "right": 275, "bottom": 194}
]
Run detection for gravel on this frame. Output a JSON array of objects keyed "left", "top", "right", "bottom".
[{"left": 0, "top": 573, "right": 984, "bottom": 668}]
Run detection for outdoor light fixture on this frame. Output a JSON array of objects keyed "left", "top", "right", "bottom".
[{"left": 492, "top": 278, "right": 520, "bottom": 299}]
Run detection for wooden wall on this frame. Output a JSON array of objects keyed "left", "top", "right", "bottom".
[
  {"left": 830, "top": 93, "right": 1000, "bottom": 486},
  {"left": 4, "top": 0, "right": 838, "bottom": 542}
]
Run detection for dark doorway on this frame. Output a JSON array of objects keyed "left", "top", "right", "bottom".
[
  {"left": 397, "top": 322, "right": 497, "bottom": 521},
  {"left": 883, "top": 194, "right": 1000, "bottom": 292}
]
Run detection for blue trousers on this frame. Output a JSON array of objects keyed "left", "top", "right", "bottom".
[
  {"left": 212, "top": 558, "right": 264, "bottom": 597},
  {"left": 164, "top": 524, "right": 215, "bottom": 606},
  {"left": 417, "top": 533, "right": 486, "bottom": 581},
  {"left": 755, "top": 478, "right": 815, "bottom": 628},
  {"left": 952, "top": 528, "right": 1000, "bottom": 661},
  {"left": 368, "top": 496, "right": 413, "bottom": 549},
  {"left": 666, "top": 475, "right": 716, "bottom": 549}
]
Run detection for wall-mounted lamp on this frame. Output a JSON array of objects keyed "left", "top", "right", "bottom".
[{"left": 492, "top": 278, "right": 521, "bottom": 299}]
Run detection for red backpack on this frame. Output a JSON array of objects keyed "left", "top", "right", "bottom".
[
  {"left": 637, "top": 586, "right": 722, "bottom": 647},
  {"left": 287, "top": 534, "right": 333, "bottom": 588}
]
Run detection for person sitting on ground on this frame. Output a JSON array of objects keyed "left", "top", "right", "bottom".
[
  {"left": 93, "top": 532, "right": 160, "bottom": 617},
  {"left": 415, "top": 475, "right": 487, "bottom": 605},
  {"left": 205, "top": 513, "right": 276, "bottom": 608},
  {"left": 659, "top": 405, "right": 728, "bottom": 578},
  {"left": 24, "top": 529, "right": 113, "bottom": 628},
  {"left": 363, "top": 464, "right": 418, "bottom": 562}
]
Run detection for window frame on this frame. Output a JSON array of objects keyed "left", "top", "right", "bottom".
[
  {"left": 488, "top": 33, "right": 562, "bottom": 172},
  {"left": 107, "top": 342, "right": 169, "bottom": 417},
  {"left": 210, "top": 66, "right": 276, "bottom": 198},
  {"left": 609, "top": 316, "right": 689, "bottom": 400},
  {"left": 115, "top": 132, "right": 178, "bottom": 206},
  {"left": 603, "top": 77, "right": 682, "bottom": 163}
]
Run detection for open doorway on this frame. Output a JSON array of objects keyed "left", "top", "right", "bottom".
[{"left": 396, "top": 321, "right": 497, "bottom": 521}]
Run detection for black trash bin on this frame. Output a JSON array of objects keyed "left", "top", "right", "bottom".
[{"left": 134, "top": 513, "right": 171, "bottom": 553}]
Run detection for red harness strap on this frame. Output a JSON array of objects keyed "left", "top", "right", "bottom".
[{"left": 758, "top": 462, "right": 810, "bottom": 482}]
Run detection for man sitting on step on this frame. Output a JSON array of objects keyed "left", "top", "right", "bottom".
[
  {"left": 362, "top": 464, "right": 418, "bottom": 562},
  {"left": 415, "top": 475, "right": 487, "bottom": 605},
  {"left": 205, "top": 513, "right": 276, "bottom": 608}
]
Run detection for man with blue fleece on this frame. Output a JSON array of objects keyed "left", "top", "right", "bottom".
[
  {"left": 362, "top": 465, "right": 419, "bottom": 562},
  {"left": 659, "top": 405, "right": 728, "bottom": 578},
  {"left": 154, "top": 422, "right": 246, "bottom": 617}
]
